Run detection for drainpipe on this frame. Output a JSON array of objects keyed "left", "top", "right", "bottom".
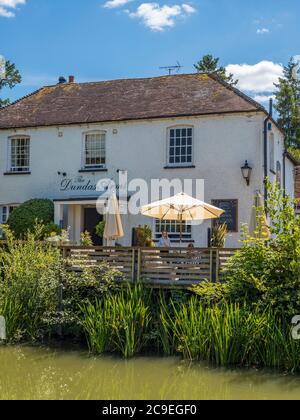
[
  {"left": 283, "top": 146, "right": 287, "bottom": 198},
  {"left": 263, "top": 99, "right": 273, "bottom": 209}
]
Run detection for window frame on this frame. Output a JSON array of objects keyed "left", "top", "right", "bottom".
[
  {"left": 154, "top": 218, "right": 192, "bottom": 242},
  {"left": 0, "top": 207, "right": 7, "bottom": 225},
  {"left": 82, "top": 130, "right": 107, "bottom": 170},
  {"left": 0, "top": 205, "right": 18, "bottom": 225},
  {"left": 166, "top": 126, "right": 194, "bottom": 168},
  {"left": 8, "top": 135, "right": 31, "bottom": 173}
]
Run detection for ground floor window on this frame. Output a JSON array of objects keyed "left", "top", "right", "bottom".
[
  {"left": 1, "top": 207, "right": 8, "bottom": 225},
  {"left": 155, "top": 219, "right": 192, "bottom": 241},
  {"left": 0, "top": 206, "right": 17, "bottom": 238},
  {"left": 0, "top": 205, "right": 18, "bottom": 225}
]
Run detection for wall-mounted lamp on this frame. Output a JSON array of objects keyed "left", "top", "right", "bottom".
[
  {"left": 57, "top": 171, "right": 67, "bottom": 177},
  {"left": 241, "top": 161, "right": 252, "bottom": 186}
]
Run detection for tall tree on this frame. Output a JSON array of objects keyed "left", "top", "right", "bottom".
[
  {"left": 194, "top": 54, "right": 238, "bottom": 86},
  {"left": 274, "top": 57, "right": 300, "bottom": 148},
  {"left": 0, "top": 60, "right": 21, "bottom": 108}
]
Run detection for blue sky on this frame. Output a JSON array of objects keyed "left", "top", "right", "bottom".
[{"left": 0, "top": 0, "right": 299, "bottom": 105}]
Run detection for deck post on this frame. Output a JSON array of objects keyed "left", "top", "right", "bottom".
[
  {"left": 209, "top": 248, "right": 213, "bottom": 283},
  {"left": 137, "top": 248, "right": 142, "bottom": 283},
  {"left": 215, "top": 249, "right": 220, "bottom": 283},
  {"left": 131, "top": 248, "right": 136, "bottom": 283}
]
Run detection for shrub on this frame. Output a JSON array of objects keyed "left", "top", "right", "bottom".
[
  {"left": 95, "top": 221, "right": 106, "bottom": 239},
  {"left": 43, "top": 223, "right": 62, "bottom": 239},
  {"left": 80, "top": 231, "right": 93, "bottom": 247},
  {"left": 194, "top": 181, "right": 300, "bottom": 316},
  {"left": 7, "top": 199, "right": 54, "bottom": 238},
  {"left": 44, "top": 263, "right": 123, "bottom": 338},
  {"left": 0, "top": 225, "right": 61, "bottom": 341}
]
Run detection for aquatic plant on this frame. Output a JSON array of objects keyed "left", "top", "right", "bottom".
[
  {"left": 80, "top": 299, "right": 112, "bottom": 354},
  {"left": 159, "top": 298, "right": 300, "bottom": 370},
  {"left": 80, "top": 284, "right": 152, "bottom": 358}
]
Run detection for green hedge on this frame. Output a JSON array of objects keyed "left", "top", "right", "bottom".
[{"left": 7, "top": 199, "right": 54, "bottom": 238}]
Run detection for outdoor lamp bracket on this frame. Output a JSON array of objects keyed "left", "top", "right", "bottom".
[{"left": 241, "top": 161, "right": 252, "bottom": 186}]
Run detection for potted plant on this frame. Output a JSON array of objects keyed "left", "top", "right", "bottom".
[
  {"left": 136, "top": 225, "right": 155, "bottom": 247},
  {"left": 211, "top": 223, "right": 228, "bottom": 248}
]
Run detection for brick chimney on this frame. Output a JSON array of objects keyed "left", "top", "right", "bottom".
[{"left": 68, "top": 75, "right": 75, "bottom": 83}]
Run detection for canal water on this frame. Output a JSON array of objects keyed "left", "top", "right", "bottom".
[{"left": 0, "top": 346, "right": 300, "bottom": 400}]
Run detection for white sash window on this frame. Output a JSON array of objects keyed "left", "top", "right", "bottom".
[
  {"left": 9, "top": 136, "right": 30, "bottom": 173},
  {"left": 168, "top": 127, "right": 193, "bottom": 167},
  {"left": 155, "top": 219, "right": 192, "bottom": 241},
  {"left": 84, "top": 132, "right": 106, "bottom": 169}
]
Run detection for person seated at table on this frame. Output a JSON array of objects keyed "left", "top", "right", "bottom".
[
  {"left": 158, "top": 231, "right": 172, "bottom": 248},
  {"left": 187, "top": 243, "right": 197, "bottom": 263}
]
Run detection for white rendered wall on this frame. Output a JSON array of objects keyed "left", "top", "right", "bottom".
[{"left": 0, "top": 112, "right": 290, "bottom": 247}]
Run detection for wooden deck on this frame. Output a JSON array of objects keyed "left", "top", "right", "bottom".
[{"left": 61, "top": 246, "right": 238, "bottom": 288}]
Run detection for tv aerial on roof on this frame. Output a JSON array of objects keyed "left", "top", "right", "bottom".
[{"left": 159, "top": 61, "right": 183, "bottom": 76}]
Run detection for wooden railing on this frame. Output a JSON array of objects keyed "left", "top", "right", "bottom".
[{"left": 61, "top": 246, "right": 238, "bottom": 288}]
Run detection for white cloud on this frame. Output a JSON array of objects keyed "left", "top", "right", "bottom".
[
  {"left": 0, "top": 0, "right": 26, "bottom": 17},
  {"left": 129, "top": 2, "right": 196, "bottom": 31},
  {"left": 226, "top": 61, "right": 283, "bottom": 93},
  {"left": 253, "top": 94, "right": 275, "bottom": 105},
  {"left": 104, "top": 0, "right": 133, "bottom": 9},
  {"left": 257, "top": 28, "right": 270, "bottom": 35},
  {"left": 182, "top": 3, "right": 195, "bottom": 14}
]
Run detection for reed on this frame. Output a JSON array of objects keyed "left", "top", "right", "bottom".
[
  {"left": 159, "top": 299, "right": 300, "bottom": 370},
  {"left": 80, "top": 287, "right": 300, "bottom": 370},
  {"left": 0, "top": 298, "right": 24, "bottom": 341},
  {"left": 79, "top": 299, "right": 111, "bottom": 354},
  {"left": 80, "top": 284, "right": 152, "bottom": 358}
]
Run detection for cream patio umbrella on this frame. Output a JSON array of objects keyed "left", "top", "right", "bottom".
[
  {"left": 141, "top": 192, "right": 225, "bottom": 243},
  {"left": 104, "top": 193, "right": 124, "bottom": 245},
  {"left": 249, "top": 192, "right": 270, "bottom": 240}
]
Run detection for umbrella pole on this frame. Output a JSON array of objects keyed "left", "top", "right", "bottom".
[{"left": 180, "top": 214, "right": 183, "bottom": 245}]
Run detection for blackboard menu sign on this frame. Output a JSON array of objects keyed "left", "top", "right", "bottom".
[{"left": 212, "top": 199, "right": 238, "bottom": 232}]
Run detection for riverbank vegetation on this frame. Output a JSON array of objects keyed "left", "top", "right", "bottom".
[{"left": 0, "top": 183, "right": 299, "bottom": 372}]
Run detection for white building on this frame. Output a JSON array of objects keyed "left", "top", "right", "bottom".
[{"left": 0, "top": 73, "right": 296, "bottom": 247}]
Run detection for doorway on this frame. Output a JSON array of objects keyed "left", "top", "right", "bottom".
[{"left": 83, "top": 207, "right": 103, "bottom": 246}]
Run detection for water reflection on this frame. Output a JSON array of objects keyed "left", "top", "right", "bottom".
[{"left": 0, "top": 346, "right": 299, "bottom": 400}]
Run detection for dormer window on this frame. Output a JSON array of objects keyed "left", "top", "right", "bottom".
[
  {"left": 84, "top": 131, "right": 106, "bottom": 169},
  {"left": 9, "top": 136, "right": 30, "bottom": 173}
]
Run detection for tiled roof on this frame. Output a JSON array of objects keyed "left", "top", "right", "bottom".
[{"left": 0, "top": 73, "right": 265, "bottom": 129}]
